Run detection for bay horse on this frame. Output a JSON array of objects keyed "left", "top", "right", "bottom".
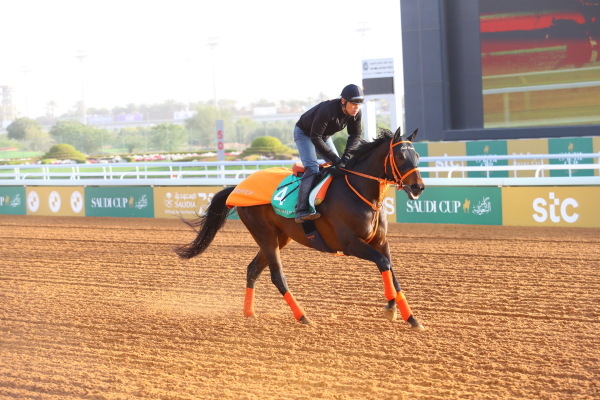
[{"left": 175, "top": 127, "right": 425, "bottom": 329}]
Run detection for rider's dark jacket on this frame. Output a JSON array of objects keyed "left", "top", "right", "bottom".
[{"left": 295, "top": 99, "right": 362, "bottom": 162}]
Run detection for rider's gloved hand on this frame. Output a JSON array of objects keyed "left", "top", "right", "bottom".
[
  {"left": 328, "top": 166, "right": 346, "bottom": 177},
  {"left": 340, "top": 153, "right": 351, "bottom": 167},
  {"left": 328, "top": 157, "right": 347, "bottom": 177},
  {"left": 331, "top": 156, "right": 342, "bottom": 167}
]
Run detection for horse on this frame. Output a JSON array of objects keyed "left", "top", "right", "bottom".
[{"left": 175, "top": 127, "right": 426, "bottom": 329}]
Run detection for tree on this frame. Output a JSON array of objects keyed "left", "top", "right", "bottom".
[
  {"left": 7, "top": 118, "right": 41, "bottom": 141},
  {"left": 0, "top": 135, "right": 22, "bottom": 151},
  {"left": 49, "top": 120, "right": 112, "bottom": 155},
  {"left": 119, "top": 127, "right": 148, "bottom": 153},
  {"left": 255, "top": 120, "right": 296, "bottom": 146},
  {"left": 234, "top": 117, "right": 260, "bottom": 146},
  {"left": 241, "top": 136, "right": 293, "bottom": 158},
  {"left": 185, "top": 104, "right": 234, "bottom": 149},
  {"left": 6, "top": 117, "right": 52, "bottom": 151},
  {"left": 41, "top": 144, "right": 86, "bottom": 163},
  {"left": 149, "top": 123, "right": 188, "bottom": 152},
  {"left": 49, "top": 120, "right": 85, "bottom": 146}
]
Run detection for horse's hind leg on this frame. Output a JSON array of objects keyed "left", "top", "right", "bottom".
[
  {"left": 268, "top": 258, "right": 310, "bottom": 324},
  {"left": 244, "top": 252, "right": 268, "bottom": 318},
  {"left": 261, "top": 235, "right": 310, "bottom": 324},
  {"left": 244, "top": 234, "right": 293, "bottom": 319}
]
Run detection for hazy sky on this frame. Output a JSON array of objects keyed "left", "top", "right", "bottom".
[{"left": 2, "top": 0, "right": 403, "bottom": 118}]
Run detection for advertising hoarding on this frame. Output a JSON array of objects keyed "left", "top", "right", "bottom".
[
  {"left": 153, "top": 186, "right": 224, "bottom": 219},
  {"left": 506, "top": 138, "right": 549, "bottom": 177},
  {"left": 26, "top": 187, "right": 85, "bottom": 216},
  {"left": 466, "top": 140, "right": 509, "bottom": 178},
  {"left": 426, "top": 141, "right": 467, "bottom": 176},
  {"left": 85, "top": 187, "right": 154, "bottom": 218},
  {"left": 0, "top": 187, "right": 26, "bottom": 215},
  {"left": 502, "top": 186, "right": 600, "bottom": 227},
  {"left": 547, "top": 137, "right": 595, "bottom": 176},
  {"left": 396, "top": 187, "right": 502, "bottom": 225}
]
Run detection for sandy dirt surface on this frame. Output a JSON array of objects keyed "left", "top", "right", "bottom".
[{"left": 1, "top": 215, "right": 599, "bottom": 399}]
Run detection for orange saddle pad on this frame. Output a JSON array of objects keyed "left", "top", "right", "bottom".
[{"left": 226, "top": 167, "right": 293, "bottom": 208}]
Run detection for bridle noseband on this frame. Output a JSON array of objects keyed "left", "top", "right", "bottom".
[{"left": 385, "top": 139, "right": 419, "bottom": 188}]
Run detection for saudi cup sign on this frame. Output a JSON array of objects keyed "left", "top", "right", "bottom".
[
  {"left": 85, "top": 187, "right": 154, "bottom": 218},
  {"left": 0, "top": 187, "right": 26, "bottom": 215},
  {"left": 396, "top": 187, "right": 502, "bottom": 225}
]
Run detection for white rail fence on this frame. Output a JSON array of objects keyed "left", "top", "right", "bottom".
[{"left": 1, "top": 153, "right": 599, "bottom": 187}]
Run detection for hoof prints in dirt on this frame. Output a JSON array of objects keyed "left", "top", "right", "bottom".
[{"left": 1, "top": 216, "right": 598, "bottom": 399}]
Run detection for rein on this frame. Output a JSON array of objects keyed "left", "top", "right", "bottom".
[{"left": 339, "top": 139, "right": 419, "bottom": 243}]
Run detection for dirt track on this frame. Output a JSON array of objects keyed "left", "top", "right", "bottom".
[{"left": 1, "top": 215, "right": 599, "bottom": 399}]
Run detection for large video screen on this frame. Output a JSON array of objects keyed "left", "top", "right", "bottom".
[{"left": 479, "top": 0, "right": 600, "bottom": 128}]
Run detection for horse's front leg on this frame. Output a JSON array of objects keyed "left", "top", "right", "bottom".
[
  {"left": 382, "top": 269, "right": 423, "bottom": 330},
  {"left": 343, "top": 238, "right": 423, "bottom": 330}
]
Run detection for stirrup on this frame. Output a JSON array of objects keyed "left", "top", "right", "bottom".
[{"left": 294, "top": 210, "right": 321, "bottom": 223}]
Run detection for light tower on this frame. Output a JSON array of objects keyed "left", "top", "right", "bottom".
[
  {"left": 207, "top": 37, "right": 219, "bottom": 109},
  {"left": 76, "top": 50, "right": 87, "bottom": 125}
]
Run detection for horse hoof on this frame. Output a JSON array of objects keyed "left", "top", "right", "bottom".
[
  {"left": 407, "top": 315, "right": 424, "bottom": 330},
  {"left": 383, "top": 304, "right": 398, "bottom": 322},
  {"left": 410, "top": 323, "right": 425, "bottom": 330},
  {"left": 299, "top": 315, "right": 313, "bottom": 325}
]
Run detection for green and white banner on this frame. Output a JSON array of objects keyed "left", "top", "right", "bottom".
[
  {"left": 85, "top": 187, "right": 154, "bottom": 218},
  {"left": 0, "top": 187, "right": 26, "bottom": 215},
  {"left": 396, "top": 186, "right": 502, "bottom": 225}
]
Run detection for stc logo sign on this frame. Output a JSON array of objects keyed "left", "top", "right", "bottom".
[{"left": 532, "top": 192, "right": 578, "bottom": 223}]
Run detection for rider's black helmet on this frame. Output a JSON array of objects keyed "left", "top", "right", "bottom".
[{"left": 340, "top": 84, "right": 364, "bottom": 104}]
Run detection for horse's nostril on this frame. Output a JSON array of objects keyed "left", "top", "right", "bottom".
[{"left": 411, "top": 183, "right": 423, "bottom": 192}]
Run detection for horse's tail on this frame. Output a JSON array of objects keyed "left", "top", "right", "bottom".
[{"left": 174, "top": 186, "right": 236, "bottom": 259}]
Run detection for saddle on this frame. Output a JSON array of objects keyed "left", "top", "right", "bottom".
[
  {"left": 225, "top": 165, "right": 336, "bottom": 253},
  {"left": 225, "top": 165, "right": 333, "bottom": 213}
]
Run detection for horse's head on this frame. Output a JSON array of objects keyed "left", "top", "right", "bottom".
[{"left": 388, "top": 127, "right": 425, "bottom": 200}]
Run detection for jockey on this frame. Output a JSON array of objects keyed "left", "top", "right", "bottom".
[{"left": 293, "top": 84, "right": 364, "bottom": 223}]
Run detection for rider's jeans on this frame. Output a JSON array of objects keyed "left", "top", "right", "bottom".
[{"left": 293, "top": 125, "right": 339, "bottom": 177}]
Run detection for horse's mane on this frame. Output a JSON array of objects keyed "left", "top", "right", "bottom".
[{"left": 344, "top": 129, "right": 395, "bottom": 169}]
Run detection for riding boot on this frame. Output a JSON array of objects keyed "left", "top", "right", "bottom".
[{"left": 294, "top": 173, "right": 321, "bottom": 223}]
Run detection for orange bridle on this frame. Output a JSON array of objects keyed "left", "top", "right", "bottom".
[
  {"left": 340, "top": 139, "right": 420, "bottom": 212},
  {"left": 385, "top": 140, "right": 419, "bottom": 188},
  {"left": 339, "top": 139, "right": 420, "bottom": 243}
]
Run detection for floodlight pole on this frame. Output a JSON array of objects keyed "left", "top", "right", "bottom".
[
  {"left": 76, "top": 50, "right": 87, "bottom": 125},
  {"left": 208, "top": 37, "right": 219, "bottom": 109}
]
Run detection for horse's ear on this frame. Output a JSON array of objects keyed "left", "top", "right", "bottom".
[
  {"left": 393, "top": 127, "right": 402, "bottom": 141},
  {"left": 407, "top": 128, "right": 418, "bottom": 142}
]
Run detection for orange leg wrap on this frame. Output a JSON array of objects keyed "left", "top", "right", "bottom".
[
  {"left": 381, "top": 270, "right": 397, "bottom": 301},
  {"left": 243, "top": 287, "right": 255, "bottom": 317},
  {"left": 283, "top": 291, "right": 305, "bottom": 321},
  {"left": 396, "top": 291, "right": 413, "bottom": 322}
]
